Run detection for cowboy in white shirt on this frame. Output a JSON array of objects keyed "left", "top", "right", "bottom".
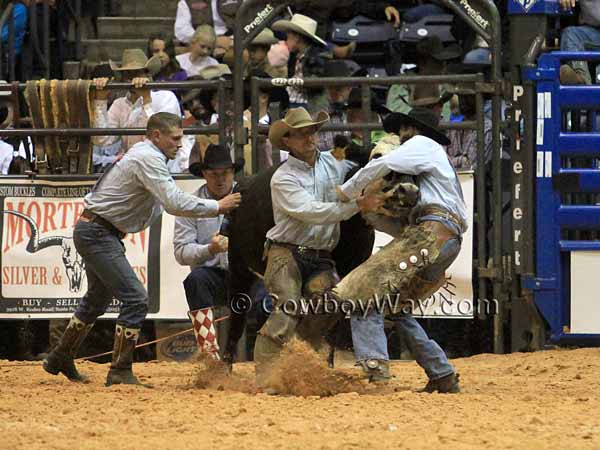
[{"left": 92, "top": 49, "right": 182, "bottom": 154}]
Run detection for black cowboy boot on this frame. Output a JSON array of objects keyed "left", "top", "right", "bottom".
[
  {"left": 43, "top": 316, "right": 93, "bottom": 383},
  {"left": 105, "top": 324, "right": 151, "bottom": 388},
  {"left": 419, "top": 372, "right": 460, "bottom": 394}
]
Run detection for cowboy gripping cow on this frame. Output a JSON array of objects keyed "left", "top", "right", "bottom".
[{"left": 43, "top": 112, "right": 241, "bottom": 387}]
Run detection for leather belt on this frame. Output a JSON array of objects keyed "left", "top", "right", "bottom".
[
  {"left": 415, "top": 205, "right": 465, "bottom": 232},
  {"left": 271, "top": 241, "right": 332, "bottom": 259},
  {"left": 80, "top": 209, "right": 126, "bottom": 239}
]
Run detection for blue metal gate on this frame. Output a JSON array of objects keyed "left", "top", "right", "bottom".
[{"left": 526, "top": 52, "right": 600, "bottom": 343}]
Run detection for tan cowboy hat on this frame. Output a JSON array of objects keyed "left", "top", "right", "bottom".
[
  {"left": 269, "top": 107, "right": 329, "bottom": 149},
  {"left": 409, "top": 84, "right": 453, "bottom": 107},
  {"left": 198, "top": 63, "right": 232, "bottom": 80},
  {"left": 109, "top": 48, "right": 162, "bottom": 76},
  {"left": 251, "top": 28, "right": 279, "bottom": 46},
  {"left": 272, "top": 14, "right": 326, "bottom": 47}
]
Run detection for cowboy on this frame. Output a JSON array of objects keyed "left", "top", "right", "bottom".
[
  {"left": 92, "top": 48, "right": 182, "bottom": 154},
  {"left": 272, "top": 14, "right": 330, "bottom": 113},
  {"left": 173, "top": 144, "right": 243, "bottom": 357},
  {"left": 253, "top": 107, "right": 387, "bottom": 393},
  {"left": 245, "top": 28, "right": 287, "bottom": 79},
  {"left": 337, "top": 107, "right": 466, "bottom": 393},
  {"left": 43, "top": 112, "right": 242, "bottom": 387}
]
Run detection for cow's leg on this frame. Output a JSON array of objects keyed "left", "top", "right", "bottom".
[{"left": 254, "top": 246, "right": 303, "bottom": 390}]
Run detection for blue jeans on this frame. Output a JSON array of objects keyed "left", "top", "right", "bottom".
[
  {"left": 561, "top": 25, "right": 600, "bottom": 84},
  {"left": 351, "top": 220, "right": 461, "bottom": 380},
  {"left": 183, "top": 266, "right": 228, "bottom": 311},
  {"left": 73, "top": 220, "right": 148, "bottom": 328}
]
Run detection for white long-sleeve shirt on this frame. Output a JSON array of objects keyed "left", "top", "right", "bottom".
[
  {"left": 340, "top": 134, "right": 468, "bottom": 232},
  {"left": 174, "top": 0, "right": 228, "bottom": 43},
  {"left": 92, "top": 90, "right": 181, "bottom": 153}
]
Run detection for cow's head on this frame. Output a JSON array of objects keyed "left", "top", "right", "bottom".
[{"left": 366, "top": 135, "right": 420, "bottom": 217}]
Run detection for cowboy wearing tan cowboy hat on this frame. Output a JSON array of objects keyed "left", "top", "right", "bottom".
[
  {"left": 92, "top": 48, "right": 182, "bottom": 154},
  {"left": 272, "top": 14, "right": 331, "bottom": 113},
  {"left": 253, "top": 107, "right": 387, "bottom": 394}
]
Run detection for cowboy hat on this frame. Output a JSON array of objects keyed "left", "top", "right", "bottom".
[
  {"left": 416, "top": 36, "right": 462, "bottom": 61},
  {"left": 383, "top": 107, "right": 450, "bottom": 146},
  {"left": 198, "top": 64, "right": 232, "bottom": 80},
  {"left": 343, "top": 86, "right": 389, "bottom": 114},
  {"left": 409, "top": 84, "right": 453, "bottom": 107},
  {"left": 272, "top": 14, "right": 327, "bottom": 47},
  {"left": 109, "top": 49, "right": 162, "bottom": 76},
  {"left": 269, "top": 107, "right": 329, "bottom": 149},
  {"left": 188, "top": 143, "right": 244, "bottom": 177},
  {"left": 251, "top": 28, "right": 279, "bottom": 46}
]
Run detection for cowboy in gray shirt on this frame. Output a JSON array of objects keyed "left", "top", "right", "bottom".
[
  {"left": 173, "top": 144, "right": 244, "bottom": 358},
  {"left": 253, "top": 107, "right": 386, "bottom": 393},
  {"left": 43, "top": 112, "right": 241, "bottom": 387}
]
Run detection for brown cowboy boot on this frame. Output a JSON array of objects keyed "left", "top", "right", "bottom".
[
  {"left": 357, "top": 359, "right": 391, "bottom": 383},
  {"left": 419, "top": 372, "right": 460, "bottom": 394},
  {"left": 105, "top": 324, "right": 152, "bottom": 388},
  {"left": 43, "top": 316, "right": 93, "bottom": 383},
  {"left": 560, "top": 64, "right": 587, "bottom": 85}
]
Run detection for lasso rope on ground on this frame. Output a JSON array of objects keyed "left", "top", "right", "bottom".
[{"left": 0, "top": 315, "right": 230, "bottom": 368}]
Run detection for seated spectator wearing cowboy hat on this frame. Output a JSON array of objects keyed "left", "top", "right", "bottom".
[
  {"left": 245, "top": 28, "right": 287, "bottom": 79},
  {"left": 272, "top": 14, "right": 330, "bottom": 113},
  {"left": 338, "top": 107, "right": 466, "bottom": 393},
  {"left": 173, "top": 143, "right": 244, "bottom": 356},
  {"left": 253, "top": 107, "right": 387, "bottom": 393},
  {"left": 92, "top": 48, "right": 182, "bottom": 154},
  {"left": 176, "top": 25, "right": 219, "bottom": 77},
  {"left": 409, "top": 83, "right": 454, "bottom": 120}
]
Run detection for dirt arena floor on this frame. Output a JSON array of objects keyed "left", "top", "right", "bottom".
[{"left": 1, "top": 345, "right": 599, "bottom": 450}]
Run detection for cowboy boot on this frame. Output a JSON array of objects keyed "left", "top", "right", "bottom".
[
  {"left": 419, "top": 372, "right": 460, "bottom": 394},
  {"left": 105, "top": 324, "right": 151, "bottom": 387},
  {"left": 43, "top": 315, "right": 93, "bottom": 383},
  {"left": 188, "top": 308, "right": 221, "bottom": 360},
  {"left": 356, "top": 359, "right": 391, "bottom": 383}
]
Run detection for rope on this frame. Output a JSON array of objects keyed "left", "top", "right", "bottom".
[{"left": 0, "top": 315, "right": 230, "bottom": 368}]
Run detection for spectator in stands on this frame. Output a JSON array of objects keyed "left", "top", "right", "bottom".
[
  {"left": 92, "top": 49, "right": 181, "bottom": 154},
  {"left": 446, "top": 94, "right": 492, "bottom": 170},
  {"left": 0, "top": 80, "right": 31, "bottom": 173},
  {"left": 409, "top": 84, "right": 453, "bottom": 119},
  {"left": 559, "top": 0, "right": 600, "bottom": 85},
  {"left": 173, "top": 143, "right": 243, "bottom": 358},
  {"left": 272, "top": 14, "right": 331, "bottom": 113},
  {"left": 176, "top": 25, "right": 219, "bottom": 77},
  {"left": 1, "top": 0, "right": 28, "bottom": 57},
  {"left": 147, "top": 34, "right": 188, "bottom": 83},
  {"left": 317, "top": 60, "right": 357, "bottom": 152},
  {"left": 174, "top": 0, "right": 235, "bottom": 42},
  {"left": 245, "top": 28, "right": 287, "bottom": 79}
]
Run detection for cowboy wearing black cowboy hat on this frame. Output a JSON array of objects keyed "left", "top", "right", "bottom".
[
  {"left": 337, "top": 106, "right": 467, "bottom": 394},
  {"left": 173, "top": 144, "right": 244, "bottom": 358}
]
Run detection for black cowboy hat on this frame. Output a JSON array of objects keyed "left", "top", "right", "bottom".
[
  {"left": 344, "top": 86, "right": 390, "bottom": 115},
  {"left": 383, "top": 107, "right": 450, "bottom": 146},
  {"left": 416, "top": 36, "right": 462, "bottom": 62},
  {"left": 189, "top": 144, "right": 245, "bottom": 177}
]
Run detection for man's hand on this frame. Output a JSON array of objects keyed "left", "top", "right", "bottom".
[
  {"left": 218, "top": 192, "right": 242, "bottom": 213},
  {"left": 356, "top": 190, "right": 390, "bottom": 214},
  {"left": 385, "top": 6, "right": 401, "bottom": 27},
  {"left": 559, "top": 0, "right": 577, "bottom": 9},
  {"left": 331, "top": 145, "right": 347, "bottom": 161},
  {"left": 208, "top": 233, "right": 229, "bottom": 255},
  {"left": 131, "top": 77, "right": 151, "bottom": 104},
  {"left": 93, "top": 77, "right": 110, "bottom": 100}
]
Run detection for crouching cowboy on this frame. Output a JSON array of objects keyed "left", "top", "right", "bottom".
[
  {"left": 336, "top": 107, "right": 467, "bottom": 393},
  {"left": 43, "top": 113, "right": 241, "bottom": 386}
]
